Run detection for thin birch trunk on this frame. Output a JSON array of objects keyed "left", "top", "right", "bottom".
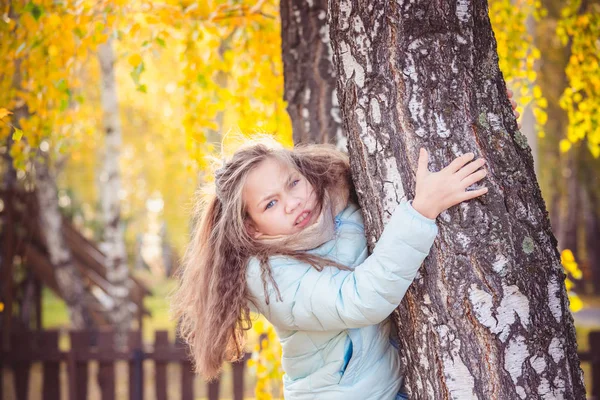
[
  {"left": 98, "top": 36, "right": 132, "bottom": 347},
  {"left": 35, "top": 155, "right": 95, "bottom": 329},
  {"left": 328, "top": 1, "right": 585, "bottom": 398}
]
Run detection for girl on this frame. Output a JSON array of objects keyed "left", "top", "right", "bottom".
[{"left": 171, "top": 137, "right": 490, "bottom": 399}]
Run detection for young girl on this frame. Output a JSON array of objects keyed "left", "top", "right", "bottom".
[{"left": 171, "top": 135, "right": 492, "bottom": 399}]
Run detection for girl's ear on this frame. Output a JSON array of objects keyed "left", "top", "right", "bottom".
[{"left": 244, "top": 219, "right": 263, "bottom": 239}]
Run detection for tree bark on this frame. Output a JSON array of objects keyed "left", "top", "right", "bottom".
[
  {"left": 328, "top": 1, "right": 585, "bottom": 398},
  {"left": 98, "top": 36, "right": 132, "bottom": 346},
  {"left": 34, "top": 156, "right": 95, "bottom": 329},
  {"left": 280, "top": 0, "right": 345, "bottom": 148},
  {"left": 7, "top": 38, "right": 94, "bottom": 331}
]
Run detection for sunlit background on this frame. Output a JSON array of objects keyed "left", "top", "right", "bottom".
[{"left": 1, "top": 0, "right": 599, "bottom": 398}]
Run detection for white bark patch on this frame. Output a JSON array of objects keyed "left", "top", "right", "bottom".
[
  {"left": 435, "top": 325, "right": 477, "bottom": 400},
  {"left": 338, "top": 41, "right": 365, "bottom": 88},
  {"left": 403, "top": 43, "right": 426, "bottom": 137},
  {"left": 469, "top": 284, "right": 530, "bottom": 342},
  {"left": 455, "top": 231, "right": 471, "bottom": 249},
  {"left": 355, "top": 108, "right": 375, "bottom": 153},
  {"left": 418, "top": 346, "right": 430, "bottom": 370},
  {"left": 549, "top": 337, "right": 565, "bottom": 364},
  {"left": 338, "top": 0, "right": 352, "bottom": 30},
  {"left": 492, "top": 254, "right": 509, "bottom": 275},
  {"left": 331, "top": 89, "right": 341, "bottom": 123},
  {"left": 530, "top": 355, "right": 546, "bottom": 374},
  {"left": 381, "top": 161, "right": 404, "bottom": 224},
  {"left": 383, "top": 182, "right": 397, "bottom": 216},
  {"left": 351, "top": 15, "right": 372, "bottom": 73},
  {"left": 535, "top": 374, "right": 567, "bottom": 399},
  {"left": 423, "top": 293, "right": 431, "bottom": 305},
  {"left": 303, "top": 87, "right": 311, "bottom": 103},
  {"left": 552, "top": 376, "right": 567, "bottom": 398},
  {"left": 370, "top": 97, "right": 381, "bottom": 124},
  {"left": 302, "top": 87, "right": 311, "bottom": 134},
  {"left": 456, "top": 0, "right": 470, "bottom": 23},
  {"left": 504, "top": 335, "right": 528, "bottom": 398},
  {"left": 434, "top": 113, "right": 451, "bottom": 137},
  {"left": 487, "top": 112, "right": 505, "bottom": 132},
  {"left": 451, "top": 59, "right": 459, "bottom": 74},
  {"left": 547, "top": 276, "right": 563, "bottom": 323},
  {"left": 383, "top": 157, "right": 404, "bottom": 212}
]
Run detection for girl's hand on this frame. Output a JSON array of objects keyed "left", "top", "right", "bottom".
[
  {"left": 411, "top": 149, "right": 488, "bottom": 220},
  {"left": 507, "top": 88, "right": 521, "bottom": 129}
]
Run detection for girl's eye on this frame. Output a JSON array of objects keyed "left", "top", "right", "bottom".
[
  {"left": 265, "top": 200, "right": 276, "bottom": 210},
  {"left": 292, "top": 179, "right": 300, "bottom": 187}
]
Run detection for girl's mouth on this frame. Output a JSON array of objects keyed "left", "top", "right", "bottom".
[{"left": 295, "top": 210, "right": 311, "bottom": 228}]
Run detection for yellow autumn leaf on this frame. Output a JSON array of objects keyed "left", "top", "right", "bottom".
[
  {"left": 559, "top": 139, "right": 572, "bottom": 153},
  {"left": 589, "top": 143, "right": 600, "bottom": 158},
  {"left": 12, "top": 128, "right": 23, "bottom": 142},
  {"left": 48, "top": 45, "right": 58, "bottom": 57},
  {"left": 0, "top": 108, "right": 13, "bottom": 119},
  {"left": 565, "top": 278, "right": 573, "bottom": 291},
  {"left": 128, "top": 53, "right": 143, "bottom": 67},
  {"left": 561, "top": 249, "right": 575, "bottom": 264},
  {"left": 568, "top": 293, "right": 583, "bottom": 313}
]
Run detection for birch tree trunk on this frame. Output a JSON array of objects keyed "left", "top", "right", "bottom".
[
  {"left": 98, "top": 36, "right": 132, "bottom": 346},
  {"left": 10, "top": 46, "right": 94, "bottom": 330},
  {"left": 328, "top": 1, "right": 585, "bottom": 398},
  {"left": 35, "top": 156, "right": 95, "bottom": 329},
  {"left": 280, "top": 0, "right": 345, "bottom": 148}
]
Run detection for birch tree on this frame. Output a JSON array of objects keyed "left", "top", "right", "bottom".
[
  {"left": 98, "top": 36, "right": 133, "bottom": 346},
  {"left": 35, "top": 155, "right": 95, "bottom": 329},
  {"left": 328, "top": 1, "right": 585, "bottom": 398}
]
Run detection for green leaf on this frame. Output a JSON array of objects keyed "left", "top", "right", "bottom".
[
  {"left": 12, "top": 128, "right": 23, "bottom": 142},
  {"left": 74, "top": 27, "right": 86, "bottom": 39},
  {"left": 197, "top": 74, "right": 207, "bottom": 88},
  {"left": 24, "top": 1, "right": 44, "bottom": 21},
  {"left": 156, "top": 37, "right": 166, "bottom": 48},
  {"left": 137, "top": 84, "right": 147, "bottom": 93}
]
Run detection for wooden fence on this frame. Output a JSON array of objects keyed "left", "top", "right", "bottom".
[
  {"left": 0, "top": 329, "right": 250, "bottom": 400},
  {"left": 1, "top": 329, "right": 600, "bottom": 399}
]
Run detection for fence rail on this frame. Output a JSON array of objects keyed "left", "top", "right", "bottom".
[
  {"left": 0, "top": 329, "right": 250, "bottom": 400},
  {"left": 2, "top": 329, "right": 599, "bottom": 399}
]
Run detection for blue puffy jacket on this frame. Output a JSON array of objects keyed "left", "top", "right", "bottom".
[{"left": 247, "top": 201, "right": 438, "bottom": 399}]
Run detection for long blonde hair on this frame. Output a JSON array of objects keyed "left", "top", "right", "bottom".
[{"left": 171, "top": 139, "right": 354, "bottom": 380}]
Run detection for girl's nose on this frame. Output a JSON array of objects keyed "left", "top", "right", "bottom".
[{"left": 285, "top": 196, "right": 302, "bottom": 214}]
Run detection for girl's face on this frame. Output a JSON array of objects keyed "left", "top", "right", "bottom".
[{"left": 243, "top": 157, "right": 317, "bottom": 238}]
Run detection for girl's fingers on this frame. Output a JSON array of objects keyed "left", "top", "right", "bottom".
[
  {"left": 461, "top": 187, "right": 489, "bottom": 201},
  {"left": 416, "top": 148, "right": 429, "bottom": 180},
  {"left": 456, "top": 158, "right": 486, "bottom": 180},
  {"left": 462, "top": 168, "right": 488, "bottom": 188},
  {"left": 511, "top": 99, "right": 517, "bottom": 110},
  {"left": 514, "top": 110, "right": 520, "bottom": 119},
  {"left": 446, "top": 152, "right": 475, "bottom": 173},
  {"left": 507, "top": 89, "right": 513, "bottom": 99}
]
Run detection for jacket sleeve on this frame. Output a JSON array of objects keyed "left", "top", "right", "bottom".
[{"left": 247, "top": 201, "right": 438, "bottom": 331}]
